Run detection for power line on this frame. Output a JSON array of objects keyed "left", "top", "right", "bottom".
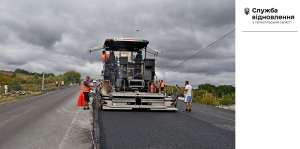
[{"left": 160, "top": 29, "right": 235, "bottom": 76}]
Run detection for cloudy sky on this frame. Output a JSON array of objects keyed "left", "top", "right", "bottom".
[{"left": 0, "top": 0, "right": 235, "bottom": 87}]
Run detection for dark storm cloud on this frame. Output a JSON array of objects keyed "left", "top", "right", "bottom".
[
  {"left": 17, "top": 24, "right": 63, "bottom": 48},
  {"left": 2, "top": 59, "right": 28, "bottom": 66},
  {"left": 0, "top": 2, "right": 66, "bottom": 49},
  {"left": 0, "top": 0, "right": 235, "bottom": 86}
]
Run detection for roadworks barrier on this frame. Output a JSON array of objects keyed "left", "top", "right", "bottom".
[{"left": 77, "top": 92, "right": 84, "bottom": 106}]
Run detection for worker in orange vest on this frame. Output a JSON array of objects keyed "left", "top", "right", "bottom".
[
  {"left": 82, "top": 76, "right": 93, "bottom": 110},
  {"left": 160, "top": 80, "right": 165, "bottom": 94},
  {"left": 154, "top": 81, "right": 158, "bottom": 93},
  {"left": 150, "top": 82, "right": 154, "bottom": 93},
  {"left": 101, "top": 50, "right": 110, "bottom": 62},
  {"left": 55, "top": 80, "right": 59, "bottom": 89}
]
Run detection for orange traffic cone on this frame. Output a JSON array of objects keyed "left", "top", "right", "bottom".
[
  {"left": 77, "top": 92, "right": 84, "bottom": 106},
  {"left": 81, "top": 92, "right": 85, "bottom": 106}
]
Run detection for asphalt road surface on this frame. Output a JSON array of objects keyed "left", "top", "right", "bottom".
[
  {"left": 0, "top": 86, "right": 235, "bottom": 149},
  {"left": 98, "top": 100, "right": 235, "bottom": 149},
  {"left": 0, "top": 86, "right": 93, "bottom": 149}
]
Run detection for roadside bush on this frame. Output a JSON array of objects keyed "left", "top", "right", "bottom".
[
  {"left": 192, "top": 90, "right": 206, "bottom": 98},
  {"left": 193, "top": 96, "right": 202, "bottom": 104},
  {"left": 8, "top": 79, "right": 22, "bottom": 91},
  {"left": 212, "top": 100, "right": 220, "bottom": 106},
  {"left": 201, "top": 93, "right": 214, "bottom": 105},
  {"left": 219, "top": 97, "right": 234, "bottom": 106},
  {"left": 199, "top": 93, "right": 220, "bottom": 106}
]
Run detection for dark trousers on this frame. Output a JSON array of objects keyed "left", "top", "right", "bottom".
[{"left": 83, "top": 92, "right": 89, "bottom": 101}]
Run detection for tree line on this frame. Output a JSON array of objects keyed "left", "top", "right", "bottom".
[
  {"left": 14, "top": 68, "right": 55, "bottom": 78},
  {"left": 0, "top": 68, "right": 81, "bottom": 92}
]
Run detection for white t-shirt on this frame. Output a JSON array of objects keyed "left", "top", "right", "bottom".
[{"left": 184, "top": 84, "right": 192, "bottom": 96}]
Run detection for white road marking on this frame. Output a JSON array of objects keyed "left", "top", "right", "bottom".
[{"left": 57, "top": 110, "right": 79, "bottom": 149}]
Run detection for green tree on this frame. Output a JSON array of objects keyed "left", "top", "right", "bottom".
[
  {"left": 61, "top": 70, "right": 81, "bottom": 85},
  {"left": 218, "top": 91, "right": 235, "bottom": 106},
  {"left": 47, "top": 75, "right": 56, "bottom": 83},
  {"left": 46, "top": 73, "right": 55, "bottom": 77},
  {"left": 15, "top": 68, "right": 29, "bottom": 74},
  {"left": 15, "top": 68, "right": 21, "bottom": 73},
  {"left": 33, "top": 73, "right": 40, "bottom": 84},
  {"left": 8, "top": 79, "right": 22, "bottom": 91},
  {"left": 198, "top": 83, "right": 216, "bottom": 93},
  {"left": 216, "top": 85, "right": 235, "bottom": 95},
  {"left": 12, "top": 72, "right": 16, "bottom": 78}
]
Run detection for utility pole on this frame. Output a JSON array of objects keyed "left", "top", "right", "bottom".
[{"left": 42, "top": 72, "right": 45, "bottom": 91}]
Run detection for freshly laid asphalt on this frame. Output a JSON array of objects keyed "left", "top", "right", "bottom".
[{"left": 98, "top": 100, "right": 235, "bottom": 149}]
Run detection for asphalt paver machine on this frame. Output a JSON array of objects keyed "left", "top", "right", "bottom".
[{"left": 88, "top": 38, "right": 178, "bottom": 111}]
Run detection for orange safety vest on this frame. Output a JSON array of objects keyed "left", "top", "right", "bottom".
[
  {"left": 101, "top": 54, "right": 110, "bottom": 62},
  {"left": 160, "top": 82, "right": 165, "bottom": 87},
  {"left": 82, "top": 81, "right": 91, "bottom": 92},
  {"left": 150, "top": 84, "right": 154, "bottom": 92},
  {"left": 153, "top": 82, "right": 157, "bottom": 92}
]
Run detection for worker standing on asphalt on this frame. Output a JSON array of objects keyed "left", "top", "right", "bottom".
[
  {"left": 150, "top": 82, "right": 154, "bottom": 93},
  {"left": 61, "top": 80, "right": 64, "bottom": 89},
  {"left": 55, "top": 80, "right": 59, "bottom": 90},
  {"left": 82, "top": 76, "right": 93, "bottom": 110},
  {"left": 154, "top": 81, "right": 158, "bottom": 93},
  {"left": 160, "top": 80, "right": 165, "bottom": 94},
  {"left": 182, "top": 81, "right": 192, "bottom": 112}
]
